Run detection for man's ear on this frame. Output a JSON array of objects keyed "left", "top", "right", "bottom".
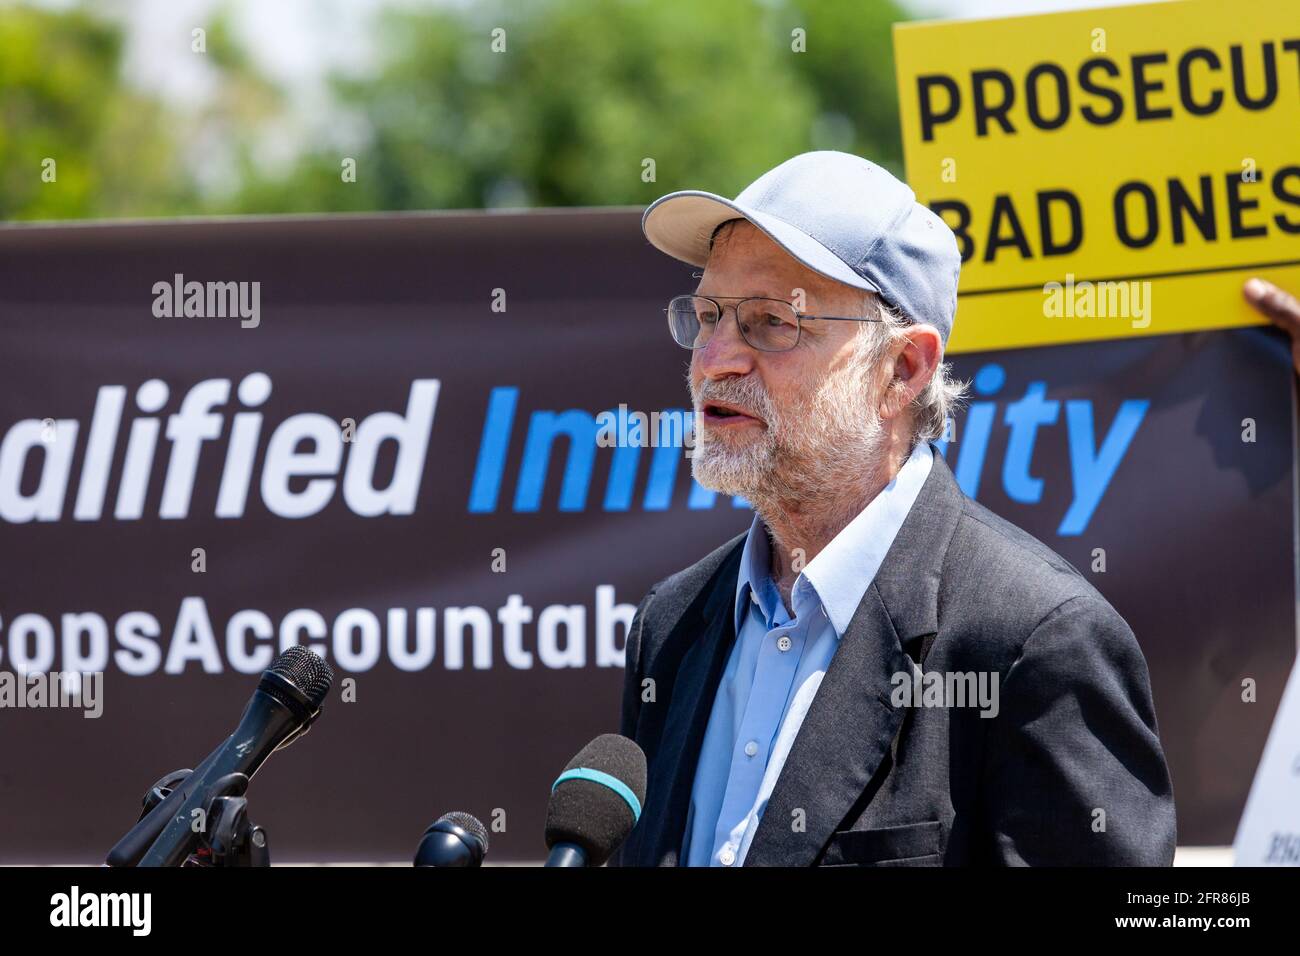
[{"left": 881, "top": 325, "right": 942, "bottom": 419}]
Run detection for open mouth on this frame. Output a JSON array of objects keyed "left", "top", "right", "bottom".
[{"left": 702, "top": 401, "right": 762, "bottom": 424}]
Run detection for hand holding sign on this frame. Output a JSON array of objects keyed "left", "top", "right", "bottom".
[{"left": 1244, "top": 277, "right": 1300, "bottom": 375}]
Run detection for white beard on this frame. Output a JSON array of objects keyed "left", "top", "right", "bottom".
[{"left": 688, "top": 345, "right": 887, "bottom": 513}]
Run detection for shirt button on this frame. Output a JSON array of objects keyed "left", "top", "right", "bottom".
[
  {"left": 744, "top": 740, "right": 759, "bottom": 757},
  {"left": 719, "top": 847, "right": 736, "bottom": 866},
  {"left": 777, "top": 635, "right": 792, "bottom": 652}
]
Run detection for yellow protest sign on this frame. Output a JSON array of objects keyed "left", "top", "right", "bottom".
[{"left": 893, "top": 0, "right": 1300, "bottom": 353}]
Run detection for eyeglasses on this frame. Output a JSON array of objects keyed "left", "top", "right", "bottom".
[{"left": 665, "top": 294, "right": 881, "bottom": 353}]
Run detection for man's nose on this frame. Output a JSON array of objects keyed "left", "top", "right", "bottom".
[{"left": 695, "top": 305, "right": 756, "bottom": 379}]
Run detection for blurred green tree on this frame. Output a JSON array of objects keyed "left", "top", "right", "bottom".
[
  {"left": 0, "top": 4, "right": 192, "bottom": 220},
  {"left": 229, "top": 0, "right": 910, "bottom": 214},
  {"left": 0, "top": 0, "right": 911, "bottom": 220}
]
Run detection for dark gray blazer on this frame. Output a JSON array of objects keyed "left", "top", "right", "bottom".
[{"left": 611, "top": 449, "right": 1176, "bottom": 866}]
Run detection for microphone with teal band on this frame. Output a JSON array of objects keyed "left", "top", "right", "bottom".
[{"left": 544, "top": 734, "right": 647, "bottom": 867}]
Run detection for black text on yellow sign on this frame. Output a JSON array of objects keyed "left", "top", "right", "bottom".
[{"left": 894, "top": 0, "right": 1300, "bottom": 353}]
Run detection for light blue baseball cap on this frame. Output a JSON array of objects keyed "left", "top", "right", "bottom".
[{"left": 642, "top": 150, "right": 961, "bottom": 344}]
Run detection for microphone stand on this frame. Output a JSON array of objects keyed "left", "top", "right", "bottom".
[{"left": 133, "top": 769, "right": 270, "bottom": 867}]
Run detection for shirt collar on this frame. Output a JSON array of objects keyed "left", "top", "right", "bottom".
[
  {"left": 733, "top": 440, "right": 934, "bottom": 638},
  {"left": 733, "top": 510, "right": 787, "bottom": 633}
]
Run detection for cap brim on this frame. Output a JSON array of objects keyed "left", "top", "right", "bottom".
[{"left": 642, "top": 190, "right": 880, "bottom": 294}]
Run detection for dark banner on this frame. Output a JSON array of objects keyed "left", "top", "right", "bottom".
[{"left": 0, "top": 210, "right": 1293, "bottom": 861}]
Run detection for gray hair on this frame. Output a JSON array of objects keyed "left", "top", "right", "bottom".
[{"left": 858, "top": 294, "right": 967, "bottom": 444}]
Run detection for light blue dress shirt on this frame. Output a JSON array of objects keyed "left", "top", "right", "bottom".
[{"left": 681, "top": 440, "right": 934, "bottom": 866}]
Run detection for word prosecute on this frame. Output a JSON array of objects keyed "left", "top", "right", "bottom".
[{"left": 916, "top": 39, "right": 1300, "bottom": 141}]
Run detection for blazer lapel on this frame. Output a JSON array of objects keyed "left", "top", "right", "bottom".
[
  {"left": 743, "top": 583, "right": 909, "bottom": 866},
  {"left": 639, "top": 541, "right": 744, "bottom": 866},
  {"left": 743, "top": 448, "right": 966, "bottom": 866}
]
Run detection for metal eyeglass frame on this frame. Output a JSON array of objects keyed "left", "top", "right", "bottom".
[{"left": 664, "top": 293, "right": 882, "bottom": 352}]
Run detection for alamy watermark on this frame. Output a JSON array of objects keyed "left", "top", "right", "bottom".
[
  {"left": 50, "top": 886, "right": 150, "bottom": 935},
  {"left": 596, "top": 404, "right": 698, "bottom": 458},
  {"left": 891, "top": 667, "right": 999, "bottom": 718},
  {"left": 1043, "top": 274, "right": 1151, "bottom": 329},
  {"left": 0, "top": 670, "right": 103, "bottom": 718},
  {"left": 152, "top": 273, "right": 260, "bottom": 328}
]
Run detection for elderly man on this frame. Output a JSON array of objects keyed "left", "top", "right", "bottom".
[{"left": 612, "top": 151, "right": 1176, "bottom": 867}]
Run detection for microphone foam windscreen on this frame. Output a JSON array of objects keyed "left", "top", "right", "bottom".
[
  {"left": 270, "top": 646, "right": 335, "bottom": 708},
  {"left": 545, "top": 734, "right": 647, "bottom": 866}
]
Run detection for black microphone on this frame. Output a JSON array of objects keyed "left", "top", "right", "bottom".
[
  {"left": 544, "top": 734, "right": 647, "bottom": 867},
  {"left": 106, "top": 747, "right": 223, "bottom": 867},
  {"left": 120, "top": 646, "right": 334, "bottom": 867},
  {"left": 413, "top": 812, "right": 489, "bottom": 867}
]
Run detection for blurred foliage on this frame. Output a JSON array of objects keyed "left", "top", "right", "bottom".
[
  {"left": 0, "top": 0, "right": 912, "bottom": 221},
  {"left": 0, "top": 4, "right": 194, "bottom": 219}
]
